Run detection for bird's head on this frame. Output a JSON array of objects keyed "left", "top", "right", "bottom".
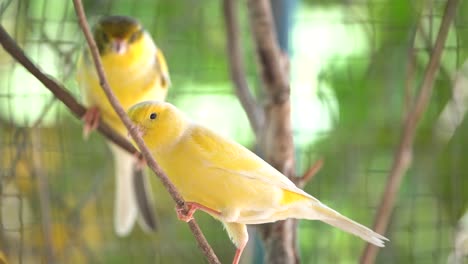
[
  {"left": 127, "top": 101, "right": 188, "bottom": 149},
  {"left": 93, "top": 15, "right": 145, "bottom": 56}
]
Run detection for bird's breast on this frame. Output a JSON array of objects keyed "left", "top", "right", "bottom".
[{"left": 78, "top": 51, "right": 165, "bottom": 134}]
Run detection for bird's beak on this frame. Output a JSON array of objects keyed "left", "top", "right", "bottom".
[{"left": 111, "top": 39, "right": 128, "bottom": 55}]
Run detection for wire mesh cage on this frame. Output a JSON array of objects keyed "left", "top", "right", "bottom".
[{"left": 0, "top": 0, "right": 467, "bottom": 263}]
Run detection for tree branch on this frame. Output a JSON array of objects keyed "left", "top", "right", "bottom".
[
  {"left": 0, "top": 6, "right": 220, "bottom": 264},
  {"left": 71, "top": 2, "right": 219, "bottom": 263},
  {"left": 247, "top": 0, "right": 294, "bottom": 178},
  {"left": 223, "top": 0, "right": 264, "bottom": 135},
  {"left": 418, "top": 22, "right": 452, "bottom": 84},
  {"left": 360, "top": 0, "right": 459, "bottom": 263},
  {"left": 295, "top": 158, "right": 324, "bottom": 188},
  {"left": 246, "top": 0, "right": 297, "bottom": 263},
  {"left": 0, "top": 25, "right": 139, "bottom": 158}
]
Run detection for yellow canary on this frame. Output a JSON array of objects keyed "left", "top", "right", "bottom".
[
  {"left": 127, "top": 101, "right": 388, "bottom": 264},
  {"left": 76, "top": 16, "right": 170, "bottom": 236}
]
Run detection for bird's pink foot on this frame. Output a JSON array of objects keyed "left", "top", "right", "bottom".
[
  {"left": 82, "top": 106, "right": 100, "bottom": 139},
  {"left": 176, "top": 202, "right": 221, "bottom": 222},
  {"left": 176, "top": 205, "right": 194, "bottom": 222}
]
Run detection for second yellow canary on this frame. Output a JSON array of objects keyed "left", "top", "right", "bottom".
[{"left": 76, "top": 15, "right": 170, "bottom": 236}]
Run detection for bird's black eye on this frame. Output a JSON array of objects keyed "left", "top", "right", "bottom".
[
  {"left": 149, "top": 113, "right": 157, "bottom": 120},
  {"left": 129, "top": 30, "right": 142, "bottom": 43}
]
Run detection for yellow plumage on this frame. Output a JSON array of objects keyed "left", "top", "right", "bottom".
[
  {"left": 76, "top": 16, "right": 170, "bottom": 236},
  {"left": 127, "top": 101, "right": 388, "bottom": 264}
]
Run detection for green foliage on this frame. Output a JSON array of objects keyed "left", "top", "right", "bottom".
[
  {"left": 431, "top": 118, "right": 468, "bottom": 223},
  {"left": 300, "top": 0, "right": 465, "bottom": 262}
]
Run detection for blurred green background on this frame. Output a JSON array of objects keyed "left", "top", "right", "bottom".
[{"left": 1, "top": 0, "right": 467, "bottom": 263}]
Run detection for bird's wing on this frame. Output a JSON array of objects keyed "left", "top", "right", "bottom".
[
  {"left": 186, "top": 125, "right": 316, "bottom": 201},
  {"left": 155, "top": 47, "right": 171, "bottom": 89}
]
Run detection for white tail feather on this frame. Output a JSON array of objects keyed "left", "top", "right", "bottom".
[
  {"left": 311, "top": 203, "right": 388, "bottom": 247},
  {"left": 109, "top": 143, "right": 138, "bottom": 236}
]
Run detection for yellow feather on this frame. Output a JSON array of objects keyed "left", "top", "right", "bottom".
[
  {"left": 76, "top": 31, "right": 169, "bottom": 133},
  {"left": 76, "top": 16, "right": 170, "bottom": 236},
  {"left": 280, "top": 189, "right": 310, "bottom": 206},
  {"left": 127, "top": 101, "right": 388, "bottom": 263}
]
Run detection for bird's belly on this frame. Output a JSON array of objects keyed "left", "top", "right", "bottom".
[{"left": 158, "top": 157, "right": 285, "bottom": 222}]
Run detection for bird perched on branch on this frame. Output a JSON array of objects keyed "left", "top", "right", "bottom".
[
  {"left": 76, "top": 15, "right": 171, "bottom": 236},
  {"left": 127, "top": 101, "right": 388, "bottom": 264}
]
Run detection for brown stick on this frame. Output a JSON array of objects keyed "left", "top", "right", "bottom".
[
  {"left": 418, "top": 25, "right": 452, "bottom": 84},
  {"left": 71, "top": 2, "right": 219, "bottom": 263},
  {"left": 223, "top": 0, "right": 264, "bottom": 135},
  {"left": 0, "top": 25, "right": 139, "bottom": 158},
  {"left": 246, "top": 0, "right": 297, "bottom": 263},
  {"left": 296, "top": 158, "right": 324, "bottom": 188},
  {"left": 360, "top": 0, "right": 459, "bottom": 263},
  {"left": 0, "top": 6, "right": 220, "bottom": 264},
  {"left": 247, "top": 0, "right": 294, "bottom": 179}
]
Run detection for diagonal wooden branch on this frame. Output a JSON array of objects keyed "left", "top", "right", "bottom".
[
  {"left": 295, "top": 158, "right": 324, "bottom": 188},
  {"left": 71, "top": 2, "right": 219, "bottom": 263},
  {"left": 0, "top": 9, "right": 220, "bottom": 264},
  {"left": 360, "top": 0, "right": 459, "bottom": 263},
  {"left": 0, "top": 25, "right": 139, "bottom": 157},
  {"left": 223, "top": 0, "right": 264, "bottom": 135},
  {"left": 417, "top": 22, "right": 452, "bottom": 84}
]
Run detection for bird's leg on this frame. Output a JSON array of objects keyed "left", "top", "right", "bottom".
[
  {"left": 82, "top": 106, "right": 100, "bottom": 139},
  {"left": 176, "top": 202, "right": 221, "bottom": 222},
  {"left": 223, "top": 223, "right": 248, "bottom": 264},
  {"left": 133, "top": 152, "right": 146, "bottom": 171},
  {"left": 232, "top": 242, "right": 246, "bottom": 264}
]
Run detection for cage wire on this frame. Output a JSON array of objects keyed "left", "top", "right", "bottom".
[{"left": 0, "top": 0, "right": 467, "bottom": 264}]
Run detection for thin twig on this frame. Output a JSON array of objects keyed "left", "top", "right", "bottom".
[
  {"left": 418, "top": 22, "right": 452, "bottom": 83},
  {"left": 0, "top": 25, "right": 139, "bottom": 158},
  {"left": 71, "top": 1, "right": 220, "bottom": 263},
  {"left": 360, "top": 1, "right": 459, "bottom": 263},
  {"left": 405, "top": 8, "right": 453, "bottom": 118},
  {"left": 0, "top": 8, "right": 220, "bottom": 264},
  {"left": 295, "top": 158, "right": 324, "bottom": 188},
  {"left": 223, "top": 0, "right": 263, "bottom": 135}
]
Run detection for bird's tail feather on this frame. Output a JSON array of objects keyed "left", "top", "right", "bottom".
[
  {"left": 109, "top": 143, "right": 157, "bottom": 236},
  {"left": 110, "top": 143, "right": 139, "bottom": 236},
  {"left": 310, "top": 202, "right": 388, "bottom": 247},
  {"left": 133, "top": 167, "right": 158, "bottom": 232}
]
